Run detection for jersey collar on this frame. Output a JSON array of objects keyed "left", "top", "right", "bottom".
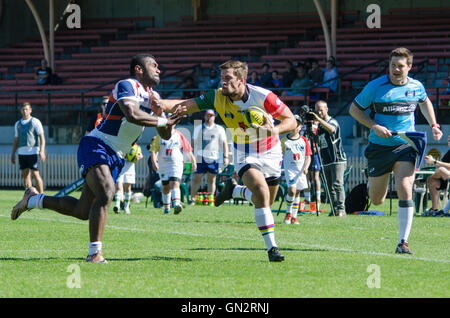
[{"left": 228, "top": 85, "right": 250, "bottom": 103}]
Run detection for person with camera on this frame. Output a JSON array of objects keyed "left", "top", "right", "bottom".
[{"left": 307, "top": 100, "right": 347, "bottom": 217}]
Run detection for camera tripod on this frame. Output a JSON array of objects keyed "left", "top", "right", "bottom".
[{"left": 303, "top": 121, "right": 336, "bottom": 216}]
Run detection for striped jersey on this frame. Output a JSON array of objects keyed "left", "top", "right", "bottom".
[
  {"left": 90, "top": 78, "right": 160, "bottom": 157},
  {"left": 353, "top": 75, "right": 427, "bottom": 146},
  {"left": 194, "top": 84, "right": 286, "bottom": 153}
]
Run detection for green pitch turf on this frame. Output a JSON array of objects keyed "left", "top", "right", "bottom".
[{"left": 0, "top": 190, "right": 448, "bottom": 298}]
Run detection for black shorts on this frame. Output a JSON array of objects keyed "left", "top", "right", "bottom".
[
  {"left": 238, "top": 163, "right": 281, "bottom": 186},
  {"left": 162, "top": 177, "right": 181, "bottom": 185},
  {"left": 18, "top": 154, "right": 39, "bottom": 171},
  {"left": 364, "top": 142, "right": 416, "bottom": 177}
]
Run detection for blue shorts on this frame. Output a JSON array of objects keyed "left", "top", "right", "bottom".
[
  {"left": 308, "top": 154, "right": 321, "bottom": 171},
  {"left": 77, "top": 136, "right": 125, "bottom": 182},
  {"left": 18, "top": 154, "right": 39, "bottom": 170},
  {"left": 364, "top": 142, "right": 416, "bottom": 177},
  {"left": 195, "top": 161, "right": 219, "bottom": 174}
]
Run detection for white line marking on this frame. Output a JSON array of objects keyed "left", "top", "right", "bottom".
[{"left": 1, "top": 214, "right": 449, "bottom": 264}]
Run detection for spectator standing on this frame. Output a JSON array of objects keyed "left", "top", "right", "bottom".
[
  {"left": 190, "top": 109, "right": 229, "bottom": 205},
  {"left": 11, "top": 102, "right": 46, "bottom": 193}
]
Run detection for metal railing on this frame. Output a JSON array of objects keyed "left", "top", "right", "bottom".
[{"left": 0, "top": 63, "right": 202, "bottom": 131}]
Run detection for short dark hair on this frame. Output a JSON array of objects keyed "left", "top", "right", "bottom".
[
  {"left": 219, "top": 60, "right": 248, "bottom": 80},
  {"left": 130, "top": 54, "right": 155, "bottom": 77},
  {"left": 389, "top": 47, "right": 413, "bottom": 65}
]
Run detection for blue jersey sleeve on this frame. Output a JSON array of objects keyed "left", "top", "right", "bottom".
[
  {"left": 116, "top": 80, "right": 136, "bottom": 101},
  {"left": 416, "top": 81, "right": 427, "bottom": 103},
  {"left": 354, "top": 80, "right": 376, "bottom": 110}
]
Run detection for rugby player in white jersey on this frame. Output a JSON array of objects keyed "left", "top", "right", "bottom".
[
  {"left": 150, "top": 125, "right": 196, "bottom": 214},
  {"left": 11, "top": 54, "right": 183, "bottom": 263},
  {"left": 281, "top": 115, "right": 311, "bottom": 225},
  {"left": 158, "top": 60, "right": 297, "bottom": 262}
]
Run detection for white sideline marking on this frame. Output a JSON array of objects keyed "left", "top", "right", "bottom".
[{"left": 1, "top": 214, "right": 449, "bottom": 264}]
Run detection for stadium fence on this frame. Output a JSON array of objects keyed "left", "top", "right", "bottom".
[{"left": 1, "top": 153, "right": 368, "bottom": 192}]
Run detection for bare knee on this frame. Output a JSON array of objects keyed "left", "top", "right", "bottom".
[
  {"left": 251, "top": 183, "right": 270, "bottom": 206},
  {"left": 371, "top": 196, "right": 385, "bottom": 206},
  {"left": 96, "top": 185, "right": 115, "bottom": 206}
]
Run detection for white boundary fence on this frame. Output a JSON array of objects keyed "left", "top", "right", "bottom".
[
  {"left": 1, "top": 153, "right": 368, "bottom": 192},
  {"left": 0, "top": 153, "right": 150, "bottom": 189}
]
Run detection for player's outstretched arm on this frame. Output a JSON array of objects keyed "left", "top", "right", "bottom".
[
  {"left": 119, "top": 99, "right": 183, "bottom": 127},
  {"left": 161, "top": 98, "right": 200, "bottom": 114}
]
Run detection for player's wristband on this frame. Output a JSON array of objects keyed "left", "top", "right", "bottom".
[
  {"left": 157, "top": 117, "right": 168, "bottom": 127},
  {"left": 431, "top": 123, "right": 440, "bottom": 129}
]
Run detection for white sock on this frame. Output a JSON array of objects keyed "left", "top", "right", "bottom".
[
  {"left": 114, "top": 192, "right": 123, "bottom": 208},
  {"left": 316, "top": 191, "right": 321, "bottom": 202},
  {"left": 124, "top": 192, "right": 131, "bottom": 209},
  {"left": 398, "top": 200, "right": 414, "bottom": 244},
  {"left": 292, "top": 196, "right": 301, "bottom": 218},
  {"left": 162, "top": 192, "right": 171, "bottom": 210},
  {"left": 232, "top": 185, "right": 253, "bottom": 202},
  {"left": 88, "top": 241, "right": 102, "bottom": 256},
  {"left": 254, "top": 207, "right": 277, "bottom": 251},
  {"left": 304, "top": 191, "right": 311, "bottom": 202},
  {"left": 172, "top": 188, "right": 181, "bottom": 206},
  {"left": 27, "top": 193, "right": 45, "bottom": 209},
  {"left": 285, "top": 194, "right": 294, "bottom": 215}
]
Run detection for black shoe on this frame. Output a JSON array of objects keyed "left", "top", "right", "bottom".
[
  {"left": 268, "top": 247, "right": 285, "bottom": 262},
  {"left": 395, "top": 240, "right": 412, "bottom": 254},
  {"left": 424, "top": 208, "right": 438, "bottom": 216},
  {"left": 113, "top": 206, "right": 119, "bottom": 214},
  {"left": 214, "top": 178, "right": 236, "bottom": 207}
]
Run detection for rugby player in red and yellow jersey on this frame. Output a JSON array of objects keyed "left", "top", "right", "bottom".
[{"left": 161, "top": 60, "right": 297, "bottom": 262}]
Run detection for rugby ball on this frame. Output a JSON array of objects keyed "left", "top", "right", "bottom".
[
  {"left": 243, "top": 106, "right": 267, "bottom": 128},
  {"left": 127, "top": 144, "right": 142, "bottom": 163}
]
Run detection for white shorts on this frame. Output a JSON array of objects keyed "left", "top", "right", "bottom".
[
  {"left": 117, "top": 161, "right": 136, "bottom": 184},
  {"left": 158, "top": 162, "right": 183, "bottom": 182},
  {"left": 234, "top": 142, "right": 282, "bottom": 179},
  {"left": 285, "top": 168, "right": 308, "bottom": 190}
]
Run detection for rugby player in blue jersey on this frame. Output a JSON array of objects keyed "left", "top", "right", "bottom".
[
  {"left": 11, "top": 54, "right": 184, "bottom": 263},
  {"left": 349, "top": 48, "right": 443, "bottom": 254}
]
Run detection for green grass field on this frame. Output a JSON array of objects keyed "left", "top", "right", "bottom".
[{"left": 0, "top": 189, "right": 448, "bottom": 298}]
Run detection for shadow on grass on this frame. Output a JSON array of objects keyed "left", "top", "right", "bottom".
[
  {"left": 189, "top": 247, "right": 329, "bottom": 253},
  {"left": 0, "top": 256, "right": 195, "bottom": 262}
]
